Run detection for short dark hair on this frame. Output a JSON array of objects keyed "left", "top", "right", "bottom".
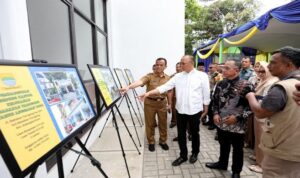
[
  {"left": 152, "top": 64, "right": 156, "bottom": 70},
  {"left": 197, "top": 62, "right": 205, "bottom": 67},
  {"left": 227, "top": 59, "right": 242, "bottom": 70},
  {"left": 176, "top": 62, "right": 181, "bottom": 66},
  {"left": 209, "top": 63, "right": 218, "bottom": 67},
  {"left": 272, "top": 46, "right": 300, "bottom": 68},
  {"left": 242, "top": 56, "right": 251, "bottom": 61},
  {"left": 156, "top": 57, "right": 167, "bottom": 66}
]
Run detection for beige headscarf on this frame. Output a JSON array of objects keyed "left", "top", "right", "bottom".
[{"left": 255, "top": 61, "right": 278, "bottom": 96}]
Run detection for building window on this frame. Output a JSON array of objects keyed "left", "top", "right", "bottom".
[
  {"left": 26, "top": 0, "right": 108, "bottom": 171},
  {"left": 74, "top": 14, "right": 94, "bottom": 80},
  {"left": 97, "top": 32, "right": 108, "bottom": 66},
  {"left": 94, "top": 0, "right": 105, "bottom": 30},
  {"left": 27, "top": 0, "right": 72, "bottom": 63},
  {"left": 73, "top": 0, "right": 91, "bottom": 19}
]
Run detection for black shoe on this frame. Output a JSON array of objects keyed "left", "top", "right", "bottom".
[
  {"left": 208, "top": 125, "right": 216, "bottom": 130},
  {"left": 159, "top": 143, "right": 169, "bottom": 150},
  {"left": 172, "top": 157, "right": 187, "bottom": 166},
  {"left": 169, "top": 123, "right": 176, "bottom": 128},
  {"left": 188, "top": 135, "right": 192, "bottom": 141},
  {"left": 172, "top": 137, "right": 178, "bottom": 141},
  {"left": 189, "top": 154, "right": 198, "bottom": 164},
  {"left": 232, "top": 173, "right": 240, "bottom": 178},
  {"left": 205, "top": 162, "right": 227, "bottom": 170},
  {"left": 148, "top": 144, "right": 155, "bottom": 152}
]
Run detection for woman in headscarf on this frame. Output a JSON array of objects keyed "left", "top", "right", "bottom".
[
  {"left": 248, "top": 61, "right": 278, "bottom": 173},
  {"left": 245, "top": 62, "right": 261, "bottom": 149},
  {"left": 248, "top": 62, "right": 261, "bottom": 87}
]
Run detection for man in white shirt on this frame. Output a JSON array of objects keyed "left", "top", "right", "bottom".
[{"left": 139, "top": 55, "right": 210, "bottom": 166}]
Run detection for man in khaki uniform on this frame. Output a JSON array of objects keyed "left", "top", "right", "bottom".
[
  {"left": 120, "top": 58, "right": 171, "bottom": 152},
  {"left": 138, "top": 55, "right": 210, "bottom": 166}
]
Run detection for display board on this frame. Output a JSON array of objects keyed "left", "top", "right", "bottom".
[
  {"left": 124, "top": 69, "right": 135, "bottom": 84},
  {"left": 0, "top": 62, "right": 96, "bottom": 178},
  {"left": 87, "top": 65, "right": 121, "bottom": 108},
  {"left": 113, "top": 68, "right": 129, "bottom": 88}
]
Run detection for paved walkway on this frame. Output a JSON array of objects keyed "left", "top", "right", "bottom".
[
  {"left": 68, "top": 111, "right": 262, "bottom": 178},
  {"left": 142, "top": 122, "right": 263, "bottom": 178}
]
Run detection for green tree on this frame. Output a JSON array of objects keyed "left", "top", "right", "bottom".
[
  {"left": 214, "top": 0, "right": 259, "bottom": 32},
  {"left": 185, "top": 0, "right": 259, "bottom": 54},
  {"left": 185, "top": 0, "right": 202, "bottom": 54}
]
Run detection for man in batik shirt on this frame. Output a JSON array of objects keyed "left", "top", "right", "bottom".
[{"left": 205, "top": 60, "right": 254, "bottom": 178}]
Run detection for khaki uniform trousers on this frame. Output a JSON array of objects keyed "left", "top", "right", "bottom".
[
  {"left": 262, "top": 153, "right": 300, "bottom": 178},
  {"left": 144, "top": 98, "right": 167, "bottom": 144}
]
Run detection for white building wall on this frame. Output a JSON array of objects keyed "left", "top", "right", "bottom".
[
  {"left": 107, "top": 0, "right": 185, "bottom": 91},
  {"left": 0, "top": 0, "right": 184, "bottom": 178},
  {"left": 0, "top": 0, "right": 32, "bottom": 60},
  {"left": 0, "top": 2, "right": 32, "bottom": 178}
]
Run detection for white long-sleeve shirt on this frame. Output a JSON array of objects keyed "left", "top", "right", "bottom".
[{"left": 157, "top": 69, "right": 211, "bottom": 115}]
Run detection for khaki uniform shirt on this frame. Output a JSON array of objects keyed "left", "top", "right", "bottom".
[{"left": 140, "top": 72, "right": 170, "bottom": 99}]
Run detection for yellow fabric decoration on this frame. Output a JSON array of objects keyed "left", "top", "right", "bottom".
[
  {"left": 255, "top": 53, "right": 268, "bottom": 63},
  {"left": 224, "top": 26, "right": 258, "bottom": 45},
  {"left": 197, "top": 38, "right": 220, "bottom": 59}
]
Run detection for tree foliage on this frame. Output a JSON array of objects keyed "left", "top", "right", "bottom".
[{"left": 185, "top": 0, "right": 259, "bottom": 55}]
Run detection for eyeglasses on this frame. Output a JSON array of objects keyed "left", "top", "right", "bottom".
[{"left": 258, "top": 70, "right": 266, "bottom": 74}]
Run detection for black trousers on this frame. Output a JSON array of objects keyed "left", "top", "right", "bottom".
[
  {"left": 176, "top": 110, "right": 201, "bottom": 159},
  {"left": 207, "top": 101, "right": 214, "bottom": 126},
  {"left": 217, "top": 128, "right": 245, "bottom": 173}
]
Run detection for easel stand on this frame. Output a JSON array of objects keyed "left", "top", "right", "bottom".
[
  {"left": 79, "top": 102, "right": 139, "bottom": 178},
  {"left": 71, "top": 105, "right": 105, "bottom": 172},
  {"left": 70, "top": 100, "right": 140, "bottom": 178},
  {"left": 98, "top": 94, "right": 142, "bottom": 144},
  {"left": 64, "top": 136, "right": 108, "bottom": 178},
  {"left": 29, "top": 137, "right": 109, "bottom": 178},
  {"left": 124, "top": 93, "right": 142, "bottom": 146},
  {"left": 111, "top": 105, "right": 131, "bottom": 178},
  {"left": 111, "top": 104, "right": 141, "bottom": 155},
  {"left": 114, "top": 92, "right": 143, "bottom": 127},
  {"left": 131, "top": 89, "right": 144, "bottom": 124},
  {"left": 29, "top": 166, "right": 38, "bottom": 178},
  {"left": 123, "top": 92, "right": 143, "bottom": 127},
  {"left": 133, "top": 89, "right": 144, "bottom": 109},
  {"left": 65, "top": 137, "right": 108, "bottom": 178},
  {"left": 28, "top": 150, "right": 69, "bottom": 178},
  {"left": 56, "top": 150, "right": 64, "bottom": 178}
]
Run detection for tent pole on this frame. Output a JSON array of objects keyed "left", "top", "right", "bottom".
[
  {"left": 195, "top": 54, "right": 198, "bottom": 68},
  {"left": 267, "top": 52, "right": 271, "bottom": 62},
  {"left": 218, "top": 40, "right": 224, "bottom": 64}
]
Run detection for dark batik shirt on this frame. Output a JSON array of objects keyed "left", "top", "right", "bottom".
[{"left": 213, "top": 76, "right": 254, "bottom": 134}]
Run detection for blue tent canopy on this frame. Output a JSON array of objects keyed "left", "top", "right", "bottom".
[{"left": 194, "top": 0, "right": 300, "bottom": 54}]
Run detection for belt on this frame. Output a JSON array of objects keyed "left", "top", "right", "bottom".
[{"left": 147, "top": 97, "right": 165, "bottom": 101}]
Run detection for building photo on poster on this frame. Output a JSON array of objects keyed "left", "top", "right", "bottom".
[
  {"left": 0, "top": 62, "right": 96, "bottom": 178},
  {"left": 88, "top": 65, "right": 121, "bottom": 108}
]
